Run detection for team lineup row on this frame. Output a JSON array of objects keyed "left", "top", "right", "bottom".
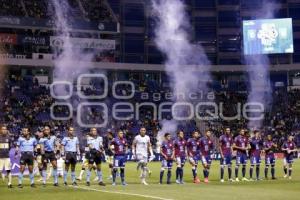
[{"left": 0, "top": 125, "right": 298, "bottom": 188}]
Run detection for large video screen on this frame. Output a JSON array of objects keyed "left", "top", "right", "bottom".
[{"left": 243, "top": 18, "right": 294, "bottom": 55}]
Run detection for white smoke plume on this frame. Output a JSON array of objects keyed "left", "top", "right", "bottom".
[
  {"left": 245, "top": 0, "right": 279, "bottom": 130},
  {"left": 151, "top": 0, "right": 212, "bottom": 143}
]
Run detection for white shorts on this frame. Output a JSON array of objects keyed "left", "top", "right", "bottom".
[
  {"left": 0, "top": 158, "right": 11, "bottom": 171},
  {"left": 137, "top": 154, "right": 148, "bottom": 163}
]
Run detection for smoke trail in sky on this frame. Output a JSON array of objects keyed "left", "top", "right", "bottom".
[
  {"left": 245, "top": 0, "right": 279, "bottom": 129},
  {"left": 151, "top": 0, "right": 212, "bottom": 143}
]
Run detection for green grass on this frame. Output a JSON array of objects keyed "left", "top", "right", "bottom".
[{"left": 1, "top": 159, "right": 300, "bottom": 200}]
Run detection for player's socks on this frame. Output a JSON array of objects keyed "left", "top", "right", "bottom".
[
  {"left": 29, "top": 173, "right": 34, "bottom": 184},
  {"left": 235, "top": 166, "right": 239, "bottom": 178},
  {"left": 42, "top": 170, "right": 47, "bottom": 184},
  {"left": 203, "top": 169, "right": 208, "bottom": 178},
  {"left": 264, "top": 166, "right": 269, "bottom": 178},
  {"left": 242, "top": 166, "right": 246, "bottom": 178},
  {"left": 112, "top": 169, "right": 117, "bottom": 183},
  {"left": 220, "top": 166, "right": 224, "bottom": 180},
  {"left": 192, "top": 167, "right": 197, "bottom": 179},
  {"left": 78, "top": 169, "right": 85, "bottom": 180},
  {"left": 53, "top": 168, "right": 58, "bottom": 184},
  {"left": 228, "top": 167, "right": 232, "bottom": 179},
  {"left": 176, "top": 167, "right": 180, "bottom": 180},
  {"left": 283, "top": 167, "right": 287, "bottom": 175},
  {"left": 167, "top": 170, "right": 171, "bottom": 184},
  {"left": 256, "top": 166, "right": 260, "bottom": 179},
  {"left": 97, "top": 170, "right": 103, "bottom": 182},
  {"left": 288, "top": 168, "right": 292, "bottom": 177},
  {"left": 71, "top": 171, "right": 76, "bottom": 183},
  {"left": 179, "top": 168, "right": 184, "bottom": 182},
  {"left": 18, "top": 173, "right": 23, "bottom": 185},
  {"left": 160, "top": 170, "right": 164, "bottom": 183},
  {"left": 120, "top": 168, "right": 125, "bottom": 183},
  {"left": 86, "top": 170, "right": 91, "bottom": 183},
  {"left": 7, "top": 171, "right": 12, "bottom": 186},
  {"left": 271, "top": 166, "right": 275, "bottom": 178},
  {"left": 250, "top": 166, "right": 254, "bottom": 179},
  {"left": 63, "top": 170, "right": 68, "bottom": 183}
]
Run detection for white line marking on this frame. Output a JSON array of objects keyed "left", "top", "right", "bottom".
[{"left": 71, "top": 185, "right": 175, "bottom": 200}]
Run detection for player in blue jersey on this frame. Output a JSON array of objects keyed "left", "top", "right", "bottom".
[
  {"left": 282, "top": 135, "right": 297, "bottom": 179},
  {"left": 187, "top": 131, "right": 201, "bottom": 184},
  {"left": 16, "top": 127, "right": 37, "bottom": 188},
  {"left": 85, "top": 128, "right": 106, "bottom": 186},
  {"left": 160, "top": 133, "right": 174, "bottom": 184},
  {"left": 110, "top": 130, "right": 128, "bottom": 186},
  {"left": 249, "top": 130, "right": 264, "bottom": 181},
  {"left": 233, "top": 129, "right": 250, "bottom": 182},
  {"left": 39, "top": 126, "right": 59, "bottom": 186},
  {"left": 61, "top": 127, "right": 80, "bottom": 186},
  {"left": 199, "top": 130, "right": 214, "bottom": 183},
  {"left": 219, "top": 127, "right": 234, "bottom": 182},
  {"left": 173, "top": 130, "right": 187, "bottom": 184},
  {"left": 263, "top": 134, "right": 277, "bottom": 180}
]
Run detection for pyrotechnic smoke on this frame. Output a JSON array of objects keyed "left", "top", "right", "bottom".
[
  {"left": 151, "top": 0, "right": 211, "bottom": 143},
  {"left": 245, "top": 0, "right": 279, "bottom": 130}
]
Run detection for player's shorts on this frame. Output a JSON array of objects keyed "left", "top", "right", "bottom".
[
  {"left": 265, "top": 155, "right": 275, "bottom": 165},
  {"left": 250, "top": 155, "right": 261, "bottom": 165},
  {"left": 20, "top": 152, "right": 34, "bottom": 166},
  {"left": 86, "top": 150, "right": 102, "bottom": 165},
  {"left": 283, "top": 154, "right": 294, "bottom": 165},
  {"left": 236, "top": 153, "right": 248, "bottom": 165},
  {"left": 0, "top": 158, "right": 11, "bottom": 170},
  {"left": 137, "top": 154, "right": 148, "bottom": 163},
  {"left": 42, "top": 151, "right": 57, "bottom": 164},
  {"left": 161, "top": 159, "right": 173, "bottom": 169},
  {"left": 220, "top": 155, "right": 232, "bottom": 166},
  {"left": 201, "top": 155, "right": 212, "bottom": 166},
  {"left": 65, "top": 152, "right": 77, "bottom": 165},
  {"left": 176, "top": 156, "right": 186, "bottom": 167},
  {"left": 189, "top": 155, "right": 199, "bottom": 165},
  {"left": 113, "top": 155, "right": 126, "bottom": 168}
]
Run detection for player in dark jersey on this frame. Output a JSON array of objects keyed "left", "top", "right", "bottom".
[
  {"left": 103, "top": 130, "right": 114, "bottom": 180},
  {"left": 263, "top": 134, "right": 277, "bottom": 180},
  {"left": 199, "top": 130, "right": 214, "bottom": 183},
  {"left": 173, "top": 130, "right": 187, "bottom": 184},
  {"left": 187, "top": 131, "right": 201, "bottom": 184},
  {"left": 249, "top": 130, "right": 264, "bottom": 181},
  {"left": 160, "top": 133, "right": 174, "bottom": 184},
  {"left": 219, "top": 127, "right": 234, "bottom": 182},
  {"left": 0, "top": 125, "right": 13, "bottom": 188},
  {"left": 110, "top": 130, "right": 128, "bottom": 186},
  {"left": 233, "top": 129, "right": 250, "bottom": 182},
  {"left": 282, "top": 135, "right": 297, "bottom": 179}
]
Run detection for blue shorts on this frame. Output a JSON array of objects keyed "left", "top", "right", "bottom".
[
  {"left": 161, "top": 159, "right": 173, "bottom": 169},
  {"left": 265, "top": 155, "right": 275, "bottom": 165},
  {"left": 113, "top": 155, "right": 126, "bottom": 168},
  {"left": 284, "top": 154, "right": 294, "bottom": 164},
  {"left": 220, "top": 155, "right": 232, "bottom": 166},
  {"left": 176, "top": 156, "right": 186, "bottom": 167},
  {"left": 250, "top": 156, "right": 261, "bottom": 165},
  {"left": 201, "top": 155, "right": 212, "bottom": 165},
  {"left": 236, "top": 153, "right": 248, "bottom": 165}
]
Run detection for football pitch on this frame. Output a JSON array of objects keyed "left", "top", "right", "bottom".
[{"left": 1, "top": 160, "right": 300, "bottom": 200}]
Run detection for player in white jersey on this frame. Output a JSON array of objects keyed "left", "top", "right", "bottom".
[{"left": 132, "top": 127, "right": 154, "bottom": 185}]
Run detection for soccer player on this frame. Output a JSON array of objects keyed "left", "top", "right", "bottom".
[
  {"left": 282, "top": 135, "right": 297, "bottom": 179},
  {"left": 187, "top": 130, "right": 201, "bottom": 183},
  {"left": 263, "top": 134, "right": 277, "bottom": 180},
  {"left": 233, "top": 128, "right": 250, "bottom": 182},
  {"left": 110, "top": 130, "right": 128, "bottom": 186},
  {"left": 85, "top": 128, "right": 106, "bottom": 186},
  {"left": 0, "top": 125, "right": 13, "bottom": 188},
  {"left": 173, "top": 130, "right": 187, "bottom": 184},
  {"left": 199, "top": 130, "right": 214, "bottom": 183},
  {"left": 160, "top": 133, "right": 174, "bottom": 184},
  {"left": 104, "top": 130, "right": 114, "bottom": 180},
  {"left": 77, "top": 132, "right": 92, "bottom": 181},
  {"left": 219, "top": 127, "right": 234, "bottom": 182},
  {"left": 16, "top": 127, "right": 37, "bottom": 188},
  {"left": 132, "top": 127, "right": 154, "bottom": 185},
  {"left": 39, "top": 126, "right": 59, "bottom": 186},
  {"left": 61, "top": 127, "right": 80, "bottom": 186},
  {"left": 249, "top": 130, "right": 263, "bottom": 181}
]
